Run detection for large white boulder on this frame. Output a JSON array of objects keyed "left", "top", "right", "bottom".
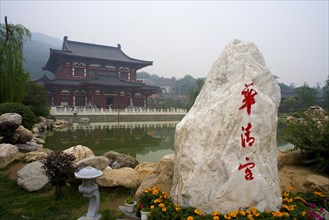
[
  {"left": 0, "top": 143, "right": 20, "bottom": 169},
  {"left": 63, "top": 145, "right": 94, "bottom": 162},
  {"left": 171, "top": 40, "right": 282, "bottom": 214},
  {"left": 17, "top": 161, "right": 49, "bottom": 192},
  {"left": 96, "top": 167, "right": 141, "bottom": 188}
]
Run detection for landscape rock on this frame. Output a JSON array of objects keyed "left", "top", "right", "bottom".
[
  {"left": 135, "top": 161, "right": 158, "bottom": 181},
  {"left": 277, "top": 150, "right": 304, "bottom": 169},
  {"left": 15, "top": 125, "right": 33, "bottom": 144},
  {"left": 76, "top": 156, "right": 109, "bottom": 170},
  {"left": 303, "top": 174, "right": 329, "bottom": 195},
  {"left": 96, "top": 166, "right": 141, "bottom": 188},
  {"left": 0, "top": 113, "right": 22, "bottom": 143},
  {"left": 24, "top": 148, "right": 53, "bottom": 163},
  {"left": 17, "top": 161, "right": 50, "bottom": 192},
  {"left": 103, "top": 151, "right": 139, "bottom": 168},
  {"left": 63, "top": 145, "right": 94, "bottom": 162},
  {"left": 171, "top": 40, "right": 282, "bottom": 214},
  {"left": 279, "top": 165, "right": 329, "bottom": 194},
  {"left": 0, "top": 113, "right": 22, "bottom": 131},
  {"left": 0, "top": 143, "right": 21, "bottom": 169},
  {"left": 135, "top": 154, "right": 174, "bottom": 198},
  {"left": 16, "top": 139, "right": 42, "bottom": 153}
]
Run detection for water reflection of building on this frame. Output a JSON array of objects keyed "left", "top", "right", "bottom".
[
  {"left": 71, "top": 121, "right": 178, "bottom": 130},
  {"left": 45, "top": 121, "right": 178, "bottom": 158}
]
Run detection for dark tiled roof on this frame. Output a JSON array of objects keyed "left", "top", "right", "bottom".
[
  {"left": 83, "top": 75, "right": 145, "bottom": 88},
  {"left": 45, "top": 79, "right": 84, "bottom": 86},
  {"left": 42, "top": 75, "right": 156, "bottom": 89},
  {"left": 43, "top": 36, "right": 152, "bottom": 73},
  {"left": 63, "top": 37, "right": 152, "bottom": 65}
]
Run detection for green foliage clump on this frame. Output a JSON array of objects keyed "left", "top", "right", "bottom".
[
  {"left": 284, "top": 107, "right": 329, "bottom": 174},
  {"left": 23, "top": 80, "right": 49, "bottom": 117},
  {"left": 41, "top": 152, "right": 76, "bottom": 198},
  {"left": 0, "top": 17, "right": 31, "bottom": 103},
  {"left": 0, "top": 102, "right": 36, "bottom": 129}
]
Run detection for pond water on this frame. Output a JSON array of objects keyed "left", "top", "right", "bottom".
[{"left": 43, "top": 121, "right": 293, "bottom": 163}]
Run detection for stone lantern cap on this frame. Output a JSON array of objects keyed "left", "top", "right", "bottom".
[{"left": 74, "top": 166, "right": 103, "bottom": 179}]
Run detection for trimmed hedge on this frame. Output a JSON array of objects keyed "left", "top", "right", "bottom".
[{"left": 0, "top": 102, "right": 37, "bottom": 129}]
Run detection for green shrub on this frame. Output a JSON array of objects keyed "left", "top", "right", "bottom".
[
  {"left": 23, "top": 81, "right": 50, "bottom": 117},
  {"left": 283, "top": 107, "right": 329, "bottom": 174},
  {"left": 41, "top": 152, "right": 76, "bottom": 198},
  {"left": 0, "top": 102, "right": 37, "bottom": 129}
]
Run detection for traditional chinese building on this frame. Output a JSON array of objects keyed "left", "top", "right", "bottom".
[{"left": 39, "top": 36, "right": 160, "bottom": 109}]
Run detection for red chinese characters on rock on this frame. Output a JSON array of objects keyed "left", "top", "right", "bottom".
[
  {"left": 238, "top": 83, "right": 258, "bottom": 181},
  {"left": 241, "top": 122, "right": 255, "bottom": 148},
  {"left": 239, "top": 83, "right": 258, "bottom": 115},
  {"left": 238, "top": 157, "right": 255, "bottom": 181}
]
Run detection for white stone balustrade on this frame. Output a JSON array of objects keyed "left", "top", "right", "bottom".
[{"left": 50, "top": 107, "right": 187, "bottom": 116}]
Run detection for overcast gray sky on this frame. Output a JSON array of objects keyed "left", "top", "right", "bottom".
[{"left": 1, "top": 1, "right": 328, "bottom": 86}]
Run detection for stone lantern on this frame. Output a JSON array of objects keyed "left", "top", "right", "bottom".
[{"left": 74, "top": 166, "right": 103, "bottom": 220}]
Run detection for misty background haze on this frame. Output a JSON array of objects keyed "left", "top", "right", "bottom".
[{"left": 1, "top": 1, "right": 328, "bottom": 86}]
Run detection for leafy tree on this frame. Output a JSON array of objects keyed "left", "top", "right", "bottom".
[
  {"left": 295, "top": 83, "right": 317, "bottom": 110},
  {"left": 23, "top": 80, "right": 49, "bottom": 117},
  {"left": 188, "top": 78, "right": 205, "bottom": 109},
  {"left": 0, "top": 17, "right": 31, "bottom": 103},
  {"left": 323, "top": 78, "right": 329, "bottom": 110},
  {"left": 176, "top": 75, "right": 197, "bottom": 96},
  {"left": 281, "top": 96, "right": 297, "bottom": 113}
]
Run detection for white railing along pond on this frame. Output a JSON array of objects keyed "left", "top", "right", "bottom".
[{"left": 50, "top": 106, "right": 188, "bottom": 116}]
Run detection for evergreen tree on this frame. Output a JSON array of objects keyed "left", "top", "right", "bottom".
[
  {"left": 0, "top": 16, "right": 31, "bottom": 103},
  {"left": 295, "top": 83, "right": 317, "bottom": 110}
]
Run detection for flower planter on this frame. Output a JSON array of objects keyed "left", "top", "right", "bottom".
[
  {"left": 125, "top": 201, "right": 137, "bottom": 213},
  {"left": 140, "top": 210, "right": 150, "bottom": 220}
]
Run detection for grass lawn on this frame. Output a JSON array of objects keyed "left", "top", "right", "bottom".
[{"left": 0, "top": 163, "right": 135, "bottom": 220}]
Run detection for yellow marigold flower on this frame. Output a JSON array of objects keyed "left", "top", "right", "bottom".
[
  {"left": 144, "top": 189, "right": 149, "bottom": 193},
  {"left": 288, "top": 186, "right": 295, "bottom": 191},
  {"left": 314, "top": 191, "right": 325, "bottom": 197},
  {"left": 224, "top": 214, "right": 231, "bottom": 219},
  {"left": 282, "top": 212, "right": 289, "bottom": 216},
  {"left": 175, "top": 206, "right": 181, "bottom": 212},
  {"left": 212, "top": 211, "right": 221, "bottom": 216},
  {"left": 239, "top": 210, "right": 246, "bottom": 216},
  {"left": 152, "top": 190, "right": 159, "bottom": 195},
  {"left": 187, "top": 216, "right": 194, "bottom": 220},
  {"left": 162, "top": 207, "right": 167, "bottom": 212},
  {"left": 153, "top": 198, "right": 161, "bottom": 203},
  {"left": 302, "top": 211, "right": 306, "bottom": 216},
  {"left": 150, "top": 205, "right": 154, "bottom": 209},
  {"left": 245, "top": 210, "right": 251, "bottom": 214},
  {"left": 294, "top": 196, "right": 305, "bottom": 202},
  {"left": 229, "top": 212, "right": 237, "bottom": 218},
  {"left": 213, "top": 216, "right": 220, "bottom": 220},
  {"left": 163, "top": 194, "right": 169, "bottom": 199},
  {"left": 247, "top": 214, "right": 254, "bottom": 220},
  {"left": 283, "top": 197, "right": 293, "bottom": 203},
  {"left": 194, "top": 209, "right": 202, "bottom": 216},
  {"left": 272, "top": 211, "right": 283, "bottom": 217},
  {"left": 282, "top": 192, "right": 289, "bottom": 197},
  {"left": 159, "top": 203, "right": 165, "bottom": 208}
]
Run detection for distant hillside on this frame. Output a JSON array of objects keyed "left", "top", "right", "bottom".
[{"left": 23, "top": 33, "right": 62, "bottom": 80}]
